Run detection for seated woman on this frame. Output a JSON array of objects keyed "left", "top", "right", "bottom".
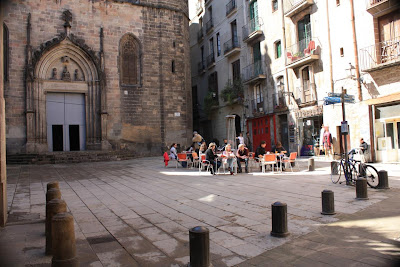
[
  {"left": 222, "top": 144, "right": 236, "bottom": 175},
  {"left": 273, "top": 141, "right": 287, "bottom": 170},
  {"left": 199, "top": 142, "right": 207, "bottom": 155},
  {"left": 205, "top": 142, "right": 221, "bottom": 175},
  {"left": 169, "top": 143, "right": 178, "bottom": 160}
]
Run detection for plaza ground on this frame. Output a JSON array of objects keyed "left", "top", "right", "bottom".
[{"left": 0, "top": 157, "right": 399, "bottom": 266}]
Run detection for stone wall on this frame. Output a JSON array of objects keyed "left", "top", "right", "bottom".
[{"left": 3, "top": 0, "right": 192, "bottom": 156}]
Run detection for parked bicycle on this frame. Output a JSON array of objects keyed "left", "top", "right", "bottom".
[{"left": 331, "top": 153, "right": 379, "bottom": 188}]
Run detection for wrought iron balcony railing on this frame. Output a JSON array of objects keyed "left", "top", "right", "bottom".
[
  {"left": 198, "top": 61, "right": 206, "bottom": 74},
  {"left": 251, "top": 99, "right": 265, "bottom": 115},
  {"left": 242, "top": 17, "right": 263, "bottom": 41},
  {"left": 273, "top": 92, "right": 288, "bottom": 111},
  {"left": 223, "top": 36, "right": 240, "bottom": 55},
  {"left": 286, "top": 37, "right": 320, "bottom": 66},
  {"left": 359, "top": 36, "right": 400, "bottom": 71},
  {"left": 242, "top": 60, "right": 264, "bottom": 83},
  {"left": 206, "top": 53, "right": 215, "bottom": 68},
  {"left": 206, "top": 18, "right": 214, "bottom": 33},
  {"left": 226, "top": 0, "right": 237, "bottom": 16}
]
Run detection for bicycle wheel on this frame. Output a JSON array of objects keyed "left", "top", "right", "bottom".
[
  {"left": 365, "top": 165, "right": 379, "bottom": 188},
  {"left": 331, "top": 161, "right": 343, "bottom": 184}
]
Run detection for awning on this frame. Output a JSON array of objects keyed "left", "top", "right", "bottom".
[{"left": 364, "top": 92, "right": 400, "bottom": 105}]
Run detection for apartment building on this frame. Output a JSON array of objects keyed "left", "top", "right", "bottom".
[{"left": 190, "top": 0, "right": 400, "bottom": 162}]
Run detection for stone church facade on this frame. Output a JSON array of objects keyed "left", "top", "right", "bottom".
[{"left": 3, "top": 0, "right": 192, "bottom": 156}]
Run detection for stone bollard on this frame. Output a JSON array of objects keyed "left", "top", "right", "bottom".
[
  {"left": 321, "top": 190, "right": 336, "bottom": 215},
  {"left": 377, "top": 170, "right": 390, "bottom": 189},
  {"left": 358, "top": 163, "right": 366, "bottom": 177},
  {"left": 51, "top": 212, "right": 79, "bottom": 267},
  {"left": 308, "top": 158, "right": 315, "bottom": 171},
  {"left": 46, "top": 199, "right": 67, "bottom": 255},
  {"left": 356, "top": 178, "right": 368, "bottom": 200},
  {"left": 271, "top": 202, "right": 289, "bottom": 237},
  {"left": 189, "top": 226, "right": 210, "bottom": 267},
  {"left": 331, "top": 161, "right": 338, "bottom": 175},
  {"left": 47, "top": 181, "right": 60, "bottom": 192},
  {"left": 46, "top": 188, "right": 61, "bottom": 203}
]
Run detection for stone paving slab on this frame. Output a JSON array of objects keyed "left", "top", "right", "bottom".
[{"left": 1, "top": 157, "right": 399, "bottom": 266}]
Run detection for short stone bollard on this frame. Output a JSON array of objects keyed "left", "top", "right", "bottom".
[
  {"left": 46, "top": 188, "right": 61, "bottom": 203},
  {"left": 356, "top": 177, "right": 368, "bottom": 200},
  {"left": 51, "top": 212, "right": 79, "bottom": 267},
  {"left": 271, "top": 202, "right": 289, "bottom": 237},
  {"left": 46, "top": 199, "right": 67, "bottom": 255},
  {"left": 321, "top": 190, "right": 336, "bottom": 215},
  {"left": 331, "top": 161, "right": 338, "bottom": 175},
  {"left": 308, "top": 158, "right": 315, "bottom": 171},
  {"left": 47, "top": 181, "right": 60, "bottom": 192},
  {"left": 189, "top": 226, "right": 210, "bottom": 267},
  {"left": 377, "top": 170, "right": 390, "bottom": 189}
]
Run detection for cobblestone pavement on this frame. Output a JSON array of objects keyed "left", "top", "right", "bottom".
[{"left": 1, "top": 157, "right": 399, "bottom": 266}]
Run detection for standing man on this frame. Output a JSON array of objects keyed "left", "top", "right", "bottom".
[
  {"left": 236, "top": 144, "right": 249, "bottom": 173},
  {"left": 192, "top": 131, "right": 204, "bottom": 154}
]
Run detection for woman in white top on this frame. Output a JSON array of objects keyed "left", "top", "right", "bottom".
[
  {"left": 169, "top": 143, "right": 178, "bottom": 160},
  {"left": 237, "top": 132, "right": 244, "bottom": 145},
  {"left": 222, "top": 144, "right": 236, "bottom": 175}
]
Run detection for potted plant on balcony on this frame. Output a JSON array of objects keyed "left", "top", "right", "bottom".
[
  {"left": 203, "top": 91, "right": 219, "bottom": 117},
  {"left": 221, "top": 78, "right": 244, "bottom": 105}
]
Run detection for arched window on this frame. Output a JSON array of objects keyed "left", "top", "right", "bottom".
[
  {"left": 3, "top": 23, "right": 9, "bottom": 82},
  {"left": 120, "top": 34, "right": 141, "bottom": 86}
]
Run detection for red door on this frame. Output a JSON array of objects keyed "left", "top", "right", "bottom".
[{"left": 249, "top": 116, "right": 272, "bottom": 151}]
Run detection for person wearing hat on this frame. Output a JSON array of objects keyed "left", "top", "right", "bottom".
[
  {"left": 205, "top": 142, "right": 220, "bottom": 175},
  {"left": 192, "top": 131, "right": 204, "bottom": 154}
]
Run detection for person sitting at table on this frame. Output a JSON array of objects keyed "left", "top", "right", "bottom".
[
  {"left": 273, "top": 141, "right": 287, "bottom": 170},
  {"left": 236, "top": 144, "right": 249, "bottom": 173},
  {"left": 169, "top": 143, "right": 178, "bottom": 160},
  {"left": 255, "top": 141, "right": 267, "bottom": 162},
  {"left": 222, "top": 144, "right": 236, "bottom": 175},
  {"left": 199, "top": 142, "right": 207, "bottom": 155},
  {"left": 205, "top": 142, "right": 220, "bottom": 175}
]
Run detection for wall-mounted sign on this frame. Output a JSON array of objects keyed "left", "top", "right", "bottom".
[{"left": 295, "top": 106, "right": 323, "bottom": 119}]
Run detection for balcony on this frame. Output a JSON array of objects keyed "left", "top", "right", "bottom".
[
  {"left": 366, "top": 0, "right": 400, "bottom": 16},
  {"left": 242, "top": 18, "right": 264, "bottom": 44},
  {"left": 198, "top": 61, "right": 206, "bottom": 75},
  {"left": 283, "top": 0, "right": 314, "bottom": 17},
  {"left": 205, "top": 18, "right": 214, "bottom": 34},
  {"left": 196, "top": 2, "right": 203, "bottom": 15},
  {"left": 286, "top": 38, "right": 320, "bottom": 68},
  {"left": 223, "top": 36, "right": 241, "bottom": 57},
  {"left": 206, "top": 53, "right": 215, "bottom": 69},
  {"left": 197, "top": 28, "right": 204, "bottom": 42},
  {"left": 251, "top": 99, "right": 265, "bottom": 115},
  {"left": 296, "top": 83, "right": 317, "bottom": 108},
  {"left": 359, "top": 36, "right": 400, "bottom": 72},
  {"left": 242, "top": 60, "right": 266, "bottom": 85},
  {"left": 226, "top": 0, "right": 237, "bottom": 17},
  {"left": 273, "top": 92, "right": 289, "bottom": 112}
]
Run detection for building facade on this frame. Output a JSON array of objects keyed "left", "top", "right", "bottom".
[
  {"left": 3, "top": 0, "right": 192, "bottom": 156},
  {"left": 190, "top": 0, "right": 400, "bottom": 162}
]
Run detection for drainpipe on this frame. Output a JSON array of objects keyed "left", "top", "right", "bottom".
[
  {"left": 349, "top": 0, "right": 362, "bottom": 101},
  {"left": 280, "top": 0, "right": 290, "bottom": 103},
  {"left": 325, "top": 0, "right": 333, "bottom": 93}
]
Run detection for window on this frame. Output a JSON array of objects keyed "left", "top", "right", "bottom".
[
  {"left": 208, "top": 72, "right": 219, "bottom": 102},
  {"left": 172, "top": 60, "right": 175, "bottom": 73},
  {"left": 216, "top": 33, "right": 221, "bottom": 56},
  {"left": 275, "top": 40, "right": 281, "bottom": 58},
  {"left": 199, "top": 17, "right": 203, "bottom": 29},
  {"left": 272, "top": 0, "right": 278, "bottom": 12},
  {"left": 378, "top": 12, "right": 400, "bottom": 43},
  {"left": 276, "top": 76, "right": 284, "bottom": 92},
  {"left": 298, "top": 14, "right": 311, "bottom": 51},
  {"left": 120, "top": 34, "right": 141, "bottom": 86},
  {"left": 340, "top": 47, "right": 344, "bottom": 57},
  {"left": 250, "top": 0, "right": 259, "bottom": 31},
  {"left": 201, "top": 46, "right": 205, "bottom": 66},
  {"left": 3, "top": 23, "right": 9, "bottom": 82},
  {"left": 254, "top": 84, "right": 263, "bottom": 103},
  {"left": 301, "top": 67, "right": 312, "bottom": 103},
  {"left": 232, "top": 60, "right": 240, "bottom": 81},
  {"left": 209, "top": 37, "right": 214, "bottom": 56},
  {"left": 231, "top": 20, "right": 238, "bottom": 44}
]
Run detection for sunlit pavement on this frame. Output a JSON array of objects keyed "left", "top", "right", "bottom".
[{"left": 1, "top": 157, "right": 399, "bottom": 266}]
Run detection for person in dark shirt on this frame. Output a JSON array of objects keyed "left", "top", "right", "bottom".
[
  {"left": 349, "top": 138, "right": 368, "bottom": 159},
  {"left": 255, "top": 141, "right": 267, "bottom": 162},
  {"left": 205, "top": 142, "right": 221, "bottom": 175},
  {"left": 273, "top": 141, "right": 287, "bottom": 170},
  {"left": 236, "top": 144, "right": 249, "bottom": 173}
]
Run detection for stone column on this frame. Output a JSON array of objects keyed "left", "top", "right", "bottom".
[{"left": 0, "top": 0, "right": 8, "bottom": 227}]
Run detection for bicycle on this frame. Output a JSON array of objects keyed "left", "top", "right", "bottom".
[{"left": 331, "top": 153, "right": 379, "bottom": 188}]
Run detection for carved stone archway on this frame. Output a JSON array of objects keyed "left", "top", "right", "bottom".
[{"left": 25, "top": 12, "right": 109, "bottom": 153}]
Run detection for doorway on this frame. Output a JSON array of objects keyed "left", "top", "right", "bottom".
[
  {"left": 46, "top": 93, "right": 86, "bottom": 152},
  {"left": 279, "top": 115, "right": 289, "bottom": 151}
]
